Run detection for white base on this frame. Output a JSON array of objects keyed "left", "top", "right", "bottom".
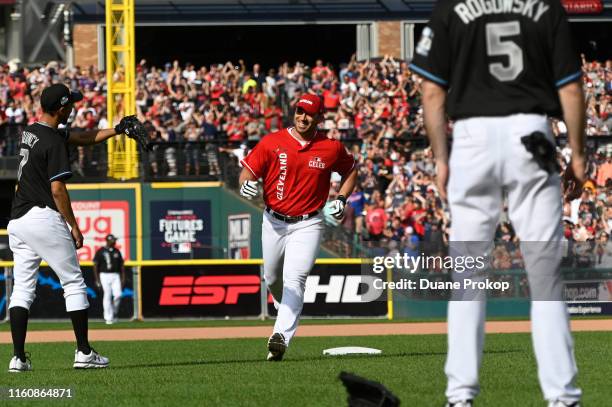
[{"left": 323, "top": 347, "right": 382, "bottom": 356}]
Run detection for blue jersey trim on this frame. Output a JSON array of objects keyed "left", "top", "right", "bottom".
[
  {"left": 49, "top": 171, "right": 72, "bottom": 181},
  {"left": 408, "top": 64, "right": 448, "bottom": 86},
  {"left": 556, "top": 71, "right": 582, "bottom": 87}
]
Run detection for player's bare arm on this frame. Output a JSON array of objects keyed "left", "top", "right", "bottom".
[
  {"left": 66, "top": 128, "right": 119, "bottom": 146},
  {"left": 558, "top": 81, "right": 587, "bottom": 200},
  {"left": 67, "top": 116, "right": 151, "bottom": 150},
  {"left": 421, "top": 80, "right": 449, "bottom": 201},
  {"left": 239, "top": 166, "right": 256, "bottom": 184},
  {"left": 338, "top": 167, "right": 358, "bottom": 198},
  {"left": 92, "top": 260, "right": 101, "bottom": 289},
  {"left": 51, "top": 180, "right": 83, "bottom": 249}
]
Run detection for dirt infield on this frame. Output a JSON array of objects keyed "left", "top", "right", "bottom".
[{"left": 1, "top": 319, "right": 611, "bottom": 344}]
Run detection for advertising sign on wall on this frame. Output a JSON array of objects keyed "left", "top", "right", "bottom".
[
  {"left": 141, "top": 265, "right": 262, "bottom": 318},
  {"left": 73, "top": 201, "right": 130, "bottom": 261},
  {"left": 566, "top": 279, "right": 612, "bottom": 315},
  {"left": 228, "top": 214, "right": 251, "bottom": 259},
  {"left": 150, "top": 200, "right": 212, "bottom": 259},
  {"left": 270, "top": 264, "right": 387, "bottom": 317},
  {"left": 14, "top": 266, "right": 134, "bottom": 319}
]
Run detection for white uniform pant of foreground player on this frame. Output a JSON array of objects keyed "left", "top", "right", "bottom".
[
  {"left": 100, "top": 273, "right": 122, "bottom": 323},
  {"left": 445, "top": 114, "right": 581, "bottom": 404},
  {"left": 7, "top": 206, "right": 89, "bottom": 312},
  {"left": 262, "top": 210, "right": 324, "bottom": 346}
]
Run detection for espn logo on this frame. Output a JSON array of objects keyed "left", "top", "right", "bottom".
[{"left": 159, "top": 275, "right": 260, "bottom": 305}]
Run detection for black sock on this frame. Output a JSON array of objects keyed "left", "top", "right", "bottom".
[
  {"left": 10, "top": 307, "right": 29, "bottom": 362},
  {"left": 68, "top": 309, "right": 91, "bottom": 354}
]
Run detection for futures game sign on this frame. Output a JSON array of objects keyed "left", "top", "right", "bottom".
[{"left": 150, "top": 200, "right": 212, "bottom": 259}]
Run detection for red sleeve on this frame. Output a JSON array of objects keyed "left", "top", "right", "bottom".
[
  {"left": 332, "top": 141, "right": 355, "bottom": 176},
  {"left": 240, "top": 139, "right": 268, "bottom": 179}
]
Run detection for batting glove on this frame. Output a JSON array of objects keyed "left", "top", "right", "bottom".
[
  {"left": 330, "top": 195, "right": 347, "bottom": 220},
  {"left": 240, "top": 180, "right": 259, "bottom": 200}
]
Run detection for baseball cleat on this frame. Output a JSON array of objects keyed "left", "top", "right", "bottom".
[
  {"left": 267, "top": 333, "right": 287, "bottom": 361},
  {"left": 548, "top": 402, "right": 581, "bottom": 407},
  {"left": 445, "top": 401, "right": 473, "bottom": 407},
  {"left": 8, "top": 354, "right": 32, "bottom": 373},
  {"left": 73, "top": 348, "right": 109, "bottom": 369}
]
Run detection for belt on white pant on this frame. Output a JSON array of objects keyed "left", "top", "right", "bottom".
[{"left": 265, "top": 207, "right": 319, "bottom": 224}]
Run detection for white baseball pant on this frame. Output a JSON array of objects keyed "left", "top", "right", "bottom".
[
  {"left": 445, "top": 114, "right": 581, "bottom": 404},
  {"left": 262, "top": 210, "right": 324, "bottom": 345},
  {"left": 100, "top": 272, "right": 122, "bottom": 322},
  {"left": 8, "top": 206, "right": 89, "bottom": 312}
]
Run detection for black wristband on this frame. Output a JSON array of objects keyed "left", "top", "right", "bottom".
[{"left": 337, "top": 195, "right": 347, "bottom": 205}]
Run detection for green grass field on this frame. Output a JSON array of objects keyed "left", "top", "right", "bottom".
[{"left": 1, "top": 331, "right": 610, "bottom": 406}]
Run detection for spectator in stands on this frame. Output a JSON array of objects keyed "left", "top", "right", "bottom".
[
  {"left": 365, "top": 201, "right": 387, "bottom": 241},
  {"left": 347, "top": 184, "right": 366, "bottom": 235},
  {"left": 0, "top": 55, "right": 610, "bottom": 261}
]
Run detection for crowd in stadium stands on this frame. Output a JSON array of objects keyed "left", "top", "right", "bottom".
[{"left": 0, "top": 56, "right": 610, "bottom": 265}]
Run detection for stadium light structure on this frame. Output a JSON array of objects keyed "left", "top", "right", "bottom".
[{"left": 106, "top": 0, "right": 138, "bottom": 179}]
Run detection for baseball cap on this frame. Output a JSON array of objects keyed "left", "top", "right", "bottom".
[
  {"left": 295, "top": 93, "right": 323, "bottom": 116},
  {"left": 105, "top": 234, "right": 117, "bottom": 241},
  {"left": 40, "top": 84, "right": 83, "bottom": 112}
]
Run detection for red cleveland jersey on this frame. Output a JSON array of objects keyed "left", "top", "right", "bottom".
[{"left": 241, "top": 128, "right": 355, "bottom": 216}]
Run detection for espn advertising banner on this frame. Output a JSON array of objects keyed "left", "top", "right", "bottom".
[
  {"left": 267, "top": 264, "right": 388, "bottom": 318},
  {"left": 150, "top": 200, "right": 212, "bottom": 259},
  {"left": 10, "top": 266, "right": 134, "bottom": 319},
  {"left": 141, "top": 265, "right": 262, "bottom": 318}
]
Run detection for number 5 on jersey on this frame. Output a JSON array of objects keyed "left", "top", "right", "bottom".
[{"left": 486, "top": 21, "right": 523, "bottom": 82}]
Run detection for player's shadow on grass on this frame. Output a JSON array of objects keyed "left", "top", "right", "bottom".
[{"left": 108, "top": 349, "right": 522, "bottom": 370}]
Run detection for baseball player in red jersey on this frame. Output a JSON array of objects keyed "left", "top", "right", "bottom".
[{"left": 239, "top": 93, "right": 357, "bottom": 361}]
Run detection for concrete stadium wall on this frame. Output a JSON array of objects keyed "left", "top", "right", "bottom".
[{"left": 74, "top": 24, "right": 99, "bottom": 68}]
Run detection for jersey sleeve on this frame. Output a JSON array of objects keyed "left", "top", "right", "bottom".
[
  {"left": 409, "top": 2, "right": 450, "bottom": 87},
  {"left": 47, "top": 141, "right": 72, "bottom": 182},
  {"left": 332, "top": 142, "right": 355, "bottom": 177},
  {"left": 240, "top": 139, "right": 268, "bottom": 179},
  {"left": 550, "top": 2, "right": 582, "bottom": 88}
]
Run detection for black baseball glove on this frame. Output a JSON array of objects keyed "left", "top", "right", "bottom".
[
  {"left": 114, "top": 115, "right": 151, "bottom": 151},
  {"left": 339, "top": 371, "right": 400, "bottom": 407}
]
